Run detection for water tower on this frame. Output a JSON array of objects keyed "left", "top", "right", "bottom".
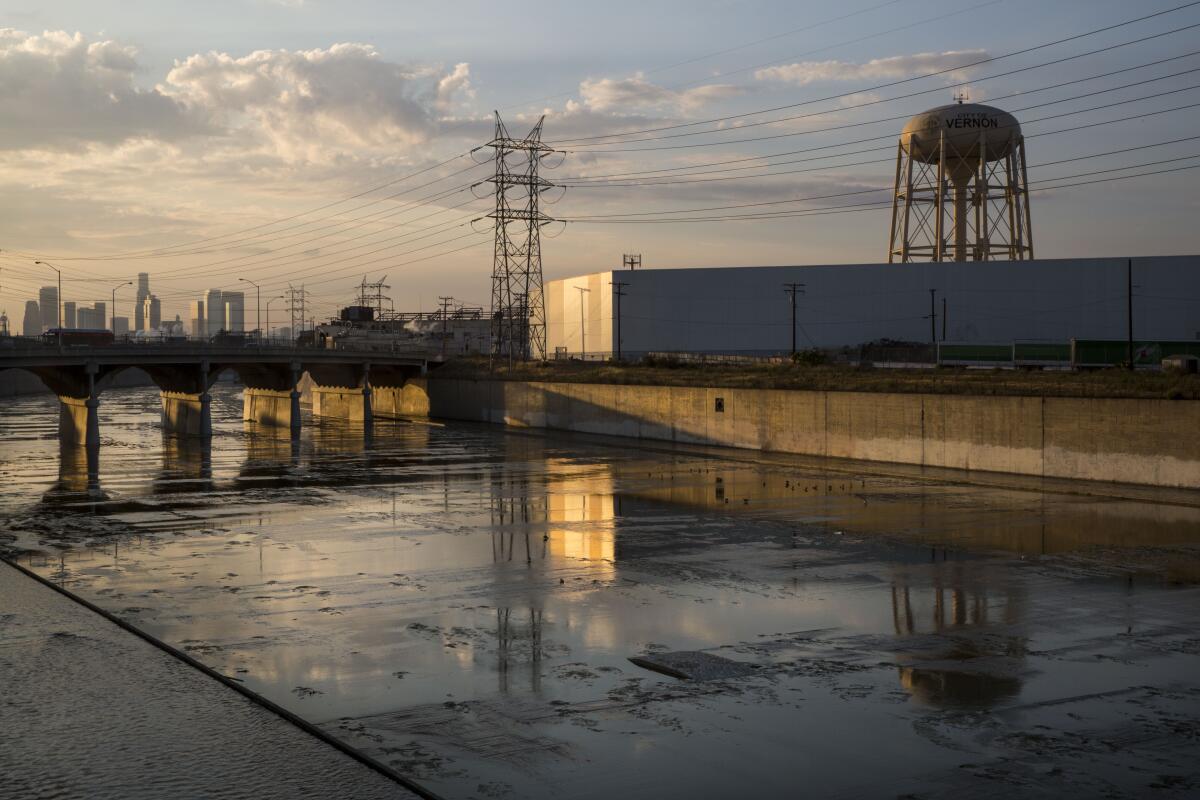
[{"left": 887, "top": 99, "right": 1033, "bottom": 262}]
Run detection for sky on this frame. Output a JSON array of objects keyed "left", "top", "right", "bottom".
[{"left": 0, "top": 0, "right": 1198, "bottom": 331}]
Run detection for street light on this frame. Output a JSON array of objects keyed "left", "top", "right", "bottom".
[
  {"left": 265, "top": 295, "right": 285, "bottom": 343},
  {"left": 34, "top": 260, "right": 62, "bottom": 345},
  {"left": 239, "top": 277, "right": 260, "bottom": 341},
  {"left": 111, "top": 280, "right": 132, "bottom": 336}
]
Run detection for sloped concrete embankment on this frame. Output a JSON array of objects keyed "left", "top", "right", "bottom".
[{"left": 418, "top": 378, "right": 1200, "bottom": 489}]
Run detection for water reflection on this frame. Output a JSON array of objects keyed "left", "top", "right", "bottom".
[
  {"left": 238, "top": 429, "right": 298, "bottom": 486},
  {"left": 495, "top": 607, "right": 545, "bottom": 694},
  {"left": 890, "top": 562, "right": 1028, "bottom": 708},
  {"left": 488, "top": 452, "right": 617, "bottom": 579},
  {"left": 616, "top": 456, "right": 1200, "bottom": 565},
  {"left": 155, "top": 436, "right": 213, "bottom": 494},
  {"left": 48, "top": 443, "right": 103, "bottom": 499}
]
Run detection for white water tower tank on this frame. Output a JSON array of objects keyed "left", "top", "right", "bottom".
[{"left": 888, "top": 100, "right": 1033, "bottom": 263}]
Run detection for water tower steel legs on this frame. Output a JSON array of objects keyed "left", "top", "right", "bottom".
[
  {"left": 888, "top": 142, "right": 904, "bottom": 264},
  {"left": 889, "top": 131, "right": 1032, "bottom": 263},
  {"left": 934, "top": 129, "right": 946, "bottom": 262},
  {"left": 1020, "top": 138, "right": 1034, "bottom": 259}
]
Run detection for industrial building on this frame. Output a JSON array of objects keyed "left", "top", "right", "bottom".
[{"left": 544, "top": 255, "right": 1200, "bottom": 358}]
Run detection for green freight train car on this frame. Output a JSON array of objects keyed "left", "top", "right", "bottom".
[
  {"left": 1070, "top": 339, "right": 1200, "bottom": 368},
  {"left": 1014, "top": 341, "right": 1071, "bottom": 366},
  {"left": 936, "top": 342, "right": 1013, "bottom": 366}
]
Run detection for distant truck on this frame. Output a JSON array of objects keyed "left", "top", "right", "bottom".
[{"left": 42, "top": 328, "right": 114, "bottom": 346}]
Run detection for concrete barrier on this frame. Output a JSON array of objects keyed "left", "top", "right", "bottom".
[
  {"left": 424, "top": 378, "right": 1200, "bottom": 489},
  {"left": 372, "top": 379, "right": 431, "bottom": 418},
  {"left": 243, "top": 387, "right": 298, "bottom": 429},
  {"left": 161, "top": 391, "right": 211, "bottom": 437}
]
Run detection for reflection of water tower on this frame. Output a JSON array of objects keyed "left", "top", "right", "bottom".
[{"left": 888, "top": 99, "right": 1033, "bottom": 262}]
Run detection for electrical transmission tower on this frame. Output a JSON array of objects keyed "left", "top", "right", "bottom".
[
  {"left": 484, "top": 112, "right": 557, "bottom": 361},
  {"left": 356, "top": 274, "right": 391, "bottom": 320},
  {"left": 286, "top": 285, "right": 307, "bottom": 339}
]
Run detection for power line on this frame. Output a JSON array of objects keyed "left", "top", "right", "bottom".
[
  {"left": 560, "top": 53, "right": 1200, "bottom": 183},
  {"left": 37, "top": 152, "right": 476, "bottom": 262},
  {"left": 561, "top": 27, "right": 1200, "bottom": 151},
  {"left": 152, "top": 194, "right": 486, "bottom": 284},
  {"left": 556, "top": 158, "right": 1200, "bottom": 224},
  {"left": 566, "top": 67, "right": 1200, "bottom": 155},
  {"left": 558, "top": 116, "right": 1200, "bottom": 224},
  {"left": 89, "top": 161, "right": 490, "bottom": 274},
  {"left": 551, "top": 0, "right": 1200, "bottom": 146}
]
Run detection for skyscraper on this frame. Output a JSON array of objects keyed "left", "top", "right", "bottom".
[
  {"left": 78, "top": 306, "right": 103, "bottom": 329},
  {"left": 135, "top": 272, "right": 150, "bottom": 331},
  {"left": 189, "top": 300, "right": 206, "bottom": 339},
  {"left": 63, "top": 301, "right": 77, "bottom": 329},
  {"left": 222, "top": 291, "right": 245, "bottom": 333},
  {"left": 141, "top": 295, "right": 161, "bottom": 331},
  {"left": 22, "top": 300, "right": 40, "bottom": 337},
  {"left": 38, "top": 286, "right": 58, "bottom": 331},
  {"left": 204, "top": 289, "right": 224, "bottom": 336},
  {"left": 113, "top": 316, "right": 130, "bottom": 336}
]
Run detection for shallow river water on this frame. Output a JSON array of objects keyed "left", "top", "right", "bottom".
[{"left": 2, "top": 383, "right": 1199, "bottom": 798}]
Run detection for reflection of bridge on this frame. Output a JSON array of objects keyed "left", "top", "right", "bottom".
[{"left": 0, "top": 342, "right": 432, "bottom": 448}]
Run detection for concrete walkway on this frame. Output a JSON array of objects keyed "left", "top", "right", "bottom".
[{"left": 0, "top": 561, "right": 419, "bottom": 800}]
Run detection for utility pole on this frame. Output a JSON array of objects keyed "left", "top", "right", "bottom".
[
  {"left": 576, "top": 286, "right": 590, "bottom": 356},
  {"left": 622, "top": 254, "right": 641, "bottom": 271},
  {"left": 942, "top": 296, "right": 947, "bottom": 342},
  {"left": 439, "top": 296, "right": 453, "bottom": 358},
  {"left": 481, "top": 112, "right": 558, "bottom": 362},
  {"left": 610, "top": 281, "right": 629, "bottom": 361},
  {"left": 1127, "top": 258, "right": 1134, "bottom": 371},
  {"left": 928, "top": 288, "right": 938, "bottom": 345},
  {"left": 783, "top": 283, "right": 805, "bottom": 356}
]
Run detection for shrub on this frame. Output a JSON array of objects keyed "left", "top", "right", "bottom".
[{"left": 791, "top": 348, "right": 827, "bottom": 366}]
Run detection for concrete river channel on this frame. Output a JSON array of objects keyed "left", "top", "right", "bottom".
[{"left": 2, "top": 382, "right": 1199, "bottom": 798}]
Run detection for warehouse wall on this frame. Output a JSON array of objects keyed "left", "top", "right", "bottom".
[
  {"left": 423, "top": 378, "right": 1200, "bottom": 489},
  {"left": 544, "top": 256, "right": 1200, "bottom": 355}
]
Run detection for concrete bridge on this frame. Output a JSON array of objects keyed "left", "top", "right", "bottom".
[{"left": 0, "top": 342, "right": 431, "bottom": 449}]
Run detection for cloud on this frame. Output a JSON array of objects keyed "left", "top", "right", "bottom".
[
  {"left": 0, "top": 28, "right": 199, "bottom": 150},
  {"left": 579, "top": 73, "right": 743, "bottom": 114},
  {"left": 161, "top": 42, "right": 449, "bottom": 161},
  {"left": 755, "top": 50, "right": 988, "bottom": 86},
  {"left": 0, "top": 28, "right": 479, "bottom": 165},
  {"left": 435, "top": 62, "right": 474, "bottom": 111}
]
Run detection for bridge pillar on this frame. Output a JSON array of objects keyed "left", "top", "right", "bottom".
[
  {"left": 242, "top": 362, "right": 303, "bottom": 438},
  {"left": 161, "top": 392, "right": 211, "bottom": 436},
  {"left": 291, "top": 365, "right": 302, "bottom": 440},
  {"left": 309, "top": 363, "right": 372, "bottom": 434},
  {"left": 371, "top": 379, "right": 429, "bottom": 418},
  {"left": 57, "top": 362, "right": 101, "bottom": 447},
  {"left": 152, "top": 360, "right": 215, "bottom": 438},
  {"left": 244, "top": 388, "right": 297, "bottom": 428}
]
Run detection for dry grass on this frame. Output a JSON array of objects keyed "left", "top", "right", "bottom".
[{"left": 433, "top": 357, "right": 1200, "bottom": 400}]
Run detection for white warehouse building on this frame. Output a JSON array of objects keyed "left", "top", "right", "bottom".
[{"left": 544, "top": 256, "right": 1200, "bottom": 358}]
